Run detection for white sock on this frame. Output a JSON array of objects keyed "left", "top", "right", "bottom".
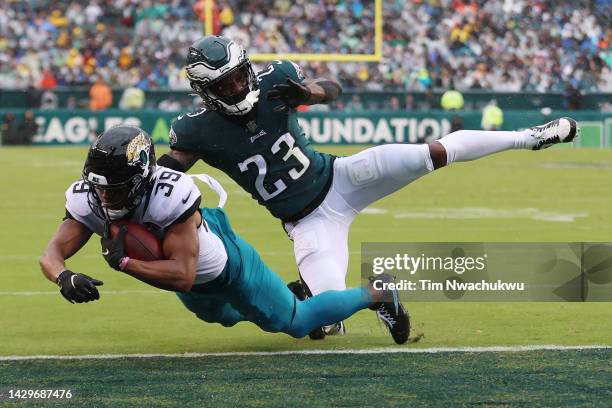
[{"left": 437, "top": 129, "right": 534, "bottom": 164}]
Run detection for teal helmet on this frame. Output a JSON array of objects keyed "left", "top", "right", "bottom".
[{"left": 185, "top": 35, "right": 259, "bottom": 115}]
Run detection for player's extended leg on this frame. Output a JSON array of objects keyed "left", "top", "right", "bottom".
[
  {"left": 434, "top": 117, "right": 578, "bottom": 166},
  {"left": 289, "top": 117, "right": 579, "bottom": 303},
  {"left": 284, "top": 201, "right": 353, "bottom": 295},
  {"left": 227, "top": 234, "right": 372, "bottom": 338},
  {"left": 176, "top": 291, "right": 245, "bottom": 328},
  {"left": 333, "top": 117, "right": 579, "bottom": 212}
]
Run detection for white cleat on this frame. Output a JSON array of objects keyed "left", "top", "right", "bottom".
[
  {"left": 530, "top": 117, "right": 579, "bottom": 150},
  {"left": 323, "top": 322, "right": 346, "bottom": 336}
]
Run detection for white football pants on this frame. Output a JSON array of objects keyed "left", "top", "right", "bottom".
[{"left": 283, "top": 143, "right": 434, "bottom": 295}]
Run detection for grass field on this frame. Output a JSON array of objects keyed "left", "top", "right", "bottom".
[{"left": 0, "top": 145, "right": 611, "bottom": 405}]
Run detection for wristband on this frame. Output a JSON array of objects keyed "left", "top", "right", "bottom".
[
  {"left": 56, "top": 270, "right": 71, "bottom": 285},
  {"left": 119, "top": 257, "right": 130, "bottom": 271}
]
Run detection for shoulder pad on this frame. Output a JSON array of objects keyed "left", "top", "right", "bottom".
[
  {"left": 259, "top": 60, "right": 305, "bottom": 84},
  {"left": 64, "top": 180, "right": 105, "bottom": 234},
  {"left": 145, "top": 167, "right": 202, "bottom": 228},
  {"left": 170, "top": 108, "right": 209, "bottom": 150}
]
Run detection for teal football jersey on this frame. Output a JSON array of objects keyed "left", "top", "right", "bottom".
[{"left": 170, "top": 60, "right": 334, "bottom": 220}]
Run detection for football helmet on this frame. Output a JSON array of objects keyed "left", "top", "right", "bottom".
[
  {"left": 185, "top": 35, "right": 260, "bottom": 115},
  {"left": 83, "top": 125, "right": 156, "bottom": 221}
]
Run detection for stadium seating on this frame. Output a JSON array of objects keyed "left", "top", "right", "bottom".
[{"left": 0, "top": 0, "right": 609, "bottom": 94}]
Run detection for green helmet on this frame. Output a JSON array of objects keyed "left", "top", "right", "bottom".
[{"left": 185, "top": 35, "right": 259, "bottom": 115}]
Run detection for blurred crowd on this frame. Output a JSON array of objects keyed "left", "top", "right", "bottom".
[
  {"left": 354, "top": 0, "right": 612, "bottom": 93},
  {"left": 0, "top": 0, "right": 610, "bottom": 97}
]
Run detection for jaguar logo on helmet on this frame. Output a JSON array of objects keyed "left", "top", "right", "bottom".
[
  {"left": 126, "top": 133, "right": 151, "bottom": 175},
  {"left": 169, "top": 128, "right": 178, "bottom": 146}
]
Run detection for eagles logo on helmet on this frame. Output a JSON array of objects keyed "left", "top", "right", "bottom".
[{"left": 185, "top": 35, "right": 260, "bottom": 115}]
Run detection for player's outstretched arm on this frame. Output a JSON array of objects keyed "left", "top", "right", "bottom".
[
  {"left": 267, "top": 77, "right": 342, "bottom": 111},
  {"left": 40, "top": 219, "right": 104, "bottom": 304},
  {"left": 109, "top": 211, "right": 200, "bottom": 292},
  {"left": 303, "top": 78, "right": 343, "bottom": 105},
  {"left": 40, "top": 219, "right": 94, "bottom": 283},
  {"left": 157, "top": 149, "right": 202, "bottom": 173}
]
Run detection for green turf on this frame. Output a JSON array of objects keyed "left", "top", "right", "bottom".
[
  {"left": 1, "top": 350, "right": 611, "bottom": 407},
  {"left": 1, "top": 145, "right": 611, "bottom": 406},
  {"left": 1, "top": 146, "right": 611, "bottom": 356}
]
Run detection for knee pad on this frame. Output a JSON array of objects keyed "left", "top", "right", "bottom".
[
  {"left": 346, "top": 152, "right": 381, "bottom": 186},
  {"left": 292, "top": 225, "right": 320, "bottom": 266}
]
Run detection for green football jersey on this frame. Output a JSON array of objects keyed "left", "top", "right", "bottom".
[{"left": 170, "top": 60, "right": 334, "bottom": 220}]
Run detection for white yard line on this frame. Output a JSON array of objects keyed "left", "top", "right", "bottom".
[
  {"left": 1, "top": 345, "right": 609, "bottom": 361},
  {"left": 0, "top": 290, "right": 165, "bottom": 296},
  {"left": 361, "top": 207, "right": 589, "bottom": 222}
]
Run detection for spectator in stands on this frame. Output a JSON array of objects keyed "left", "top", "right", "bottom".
[
  {"left": 40, "top": 90, "right": 59, "bottom": 110},
  {"left": 451, "top": 115, "right": 463, "bottom": 132},
  {"left": 18, "top": 110, "right": 38, "bottom": 145},
  {"left": 89, "top": 76, "right": 113, "bottom": 111},
  {"left": 564, "top": 83, "right": 584, "bottom": 111},
  {"left": 441, "top": 89, "right": 464, "bottom": 111},
  {"left": 345, "top": 94, "right": 364, "bottom": 111},
  {"left": 0, "top": 0, "right": 609, "bottom": 94},
  {"left": 158, "top": 95, "right": 182, "bottom": 112},
  {"left": 481, "top": 100, "right": 504, "bottom": 131},
  {"left": 40, "top": 69, "right": 58, "bottom": 90},
  {"left": 66, "top": 96, "right": 77, "bottom": 109},
  {"left": 119, "top": 86, "right": 146, "bottom": 110},
  {"left": 388, "top": 96, "right": 401, "bottom": 111},
  {"left": 25, "top": 84, "right": 42, "bottom": 109},
  {"left": 404, "top": 95, "right": 414, "bottom": 111},
  {"left": 0, "top": 113, "right": 19, "bottom": 145}
]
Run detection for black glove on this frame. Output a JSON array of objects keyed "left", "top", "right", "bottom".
[
  {"left": 101, "top": 224, "right": 128, "bottom": 271},
  {"left": 56, "top": 270, "right": 103, "bottom": 304},
  {"left": 266, "top": 79, "right": 311, "bottom": 112}
]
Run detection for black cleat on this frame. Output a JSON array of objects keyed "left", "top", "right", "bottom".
[
  {"left": 287, "top": 280, "right": 307, "bottom": 300},
  {"left": 369, "top": 274, "right": 410, "bottom": 345}
]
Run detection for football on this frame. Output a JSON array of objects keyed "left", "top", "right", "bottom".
[{"left": 109, "top": 221, "right": 163, "bottom": 261}]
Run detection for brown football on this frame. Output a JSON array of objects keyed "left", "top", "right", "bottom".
[{"left": 109, "top": 221, "right": 163, "bottom": 261}]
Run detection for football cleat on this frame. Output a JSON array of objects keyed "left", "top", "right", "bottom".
[
  {"left": 369, "top": 274, "right": 410, "bottom": 345},
  {"left": 287, "top": 280, "right": 307, "bottom": 300},
  {"left": 323, "top": 321, "right": 346, "bottom": 336},
  {"left": 287, "top": 280, "right": 345, "bottom": 340},
  {"left": 530, "top": 117, "right": 579, "bottom": 150}
]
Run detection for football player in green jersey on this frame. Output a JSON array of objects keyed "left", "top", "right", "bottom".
[{"left": 157, "top": 35, "right": 579, "bottom": 339}]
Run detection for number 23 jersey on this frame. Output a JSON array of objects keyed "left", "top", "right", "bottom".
[{"left": 169, "top": 60, "right": 335, "bottom": 221}]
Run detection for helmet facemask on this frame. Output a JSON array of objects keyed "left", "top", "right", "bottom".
[
  {"left": 186, "top": 38, "right": 260, "bottom": 115},
  {"left": 83, "top": 129, "right": 156, "bottom": 222},
  {"left": 86, "top": 172, "right": 151, "bottom": 221}
]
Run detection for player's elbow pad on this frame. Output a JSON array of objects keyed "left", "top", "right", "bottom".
[{"left": 157, "top": 153, "right": 185, "bottom": 172}]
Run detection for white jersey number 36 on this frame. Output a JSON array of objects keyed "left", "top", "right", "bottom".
[{"left": 238, "top": 133, "right": 310, "bottom": 201}]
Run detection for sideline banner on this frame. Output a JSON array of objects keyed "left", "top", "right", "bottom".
[{"left": 1, "top": 109, "right": 610, "bottom": 147}]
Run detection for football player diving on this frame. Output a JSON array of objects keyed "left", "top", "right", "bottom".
[
  {"left": 39, "top": 126, "right": 410, "bottom": 344},
  {"left": 156, "top": 35, "right": 579, "bottom": 338}
]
